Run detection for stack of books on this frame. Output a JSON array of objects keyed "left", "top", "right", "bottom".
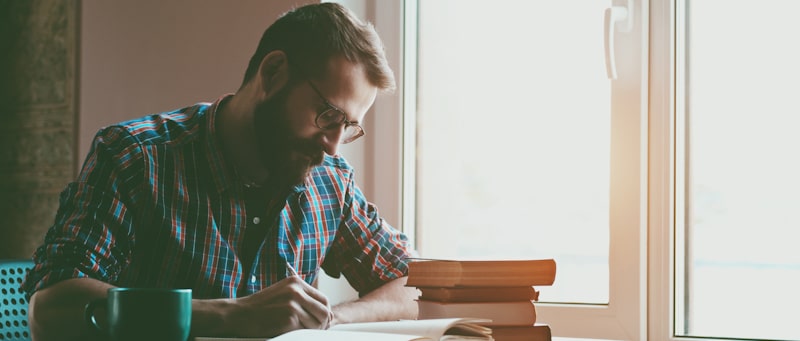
[{"left": 407, "top": 258, "right": 557, "bottom": 341}]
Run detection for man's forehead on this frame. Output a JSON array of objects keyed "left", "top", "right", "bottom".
[{"left": 314, "top": 57, "right": 377, "bottom": 120}]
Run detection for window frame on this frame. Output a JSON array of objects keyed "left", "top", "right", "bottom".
[
  {"left": 649, "top": 0, "right": 678, "bottom": 340},
  {"left": 360, "top": 0, "right": 686, "bottom": 340}
]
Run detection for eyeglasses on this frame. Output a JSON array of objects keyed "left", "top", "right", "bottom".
[{"left": 307, "top": 80, "right": 365, "bottom": 144}]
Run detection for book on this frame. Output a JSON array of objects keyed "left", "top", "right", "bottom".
[
  {"left": 194, "top": 330, "right": 425, "bottom": 341},
  {"left": 417, "top": 300, "right": 537, "bottom": 327},
  {"left": 193, "top": 317, "right": 493, "bottom": 341},
  {"left": 406, "top": 259, "right": 557, "bottom": 288},
  {"left": 491, "top": 324, "right": 552, "bottom": 341},
  {"left": 418, "top": 286, "right": 540, "bottom": 302},
  {"left": 330, "top": 318, "right": 493, "bottom": 340}
]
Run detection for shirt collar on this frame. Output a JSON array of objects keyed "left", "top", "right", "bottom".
[{"left": 205, "top": 94, "right": 237, "bottom": 194}]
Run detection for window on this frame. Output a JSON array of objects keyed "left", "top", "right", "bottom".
[
  {"left": 359, "top": 0, "right": 800, "bottom": 340},
  {"left": 408, "top": 0, "right": 647, "bottom": 339},
  {"left": 414, "top": 0, "right": 612, "bottom": 305},
  {"left": 672, "top": 0, "right": 800, "bottom": 340}
]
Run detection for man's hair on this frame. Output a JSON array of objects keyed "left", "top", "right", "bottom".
[{"left": 241, "top": 3, "right": 395, "bottom": 92}]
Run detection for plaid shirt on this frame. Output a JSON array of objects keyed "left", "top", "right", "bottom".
[{"left": 22, "top": 96, "right": 411, "bottom": 299}]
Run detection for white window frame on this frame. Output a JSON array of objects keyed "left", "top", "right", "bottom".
[{"left": 648, "top": 0, "right": 677, "bottom": 340}]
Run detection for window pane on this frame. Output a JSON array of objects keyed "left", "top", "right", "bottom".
[
  {"left": 679, "top": 0, "right": 800, "bottom": 339},
  {"left": 415, "top": 0, "right": 610, "bottom": 304}
]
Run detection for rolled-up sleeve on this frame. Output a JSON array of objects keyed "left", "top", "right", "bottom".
[
  {"left": 22, "top": 127, "right": 143, "bottom": 299},
  {"left": 322, "top": 171, "right": 412, "bottom": 295}
]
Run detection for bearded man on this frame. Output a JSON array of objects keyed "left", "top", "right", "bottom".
[{"left": 22, "top": 3, "right": 418, "bottom": 340}]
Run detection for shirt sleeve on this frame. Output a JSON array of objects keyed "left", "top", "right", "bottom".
[
  {"left": 21, "top": 126, "right": 144, "bottom": 299},
  {"left": 321, "top": 171, "right": 413, "bottom": 295}
]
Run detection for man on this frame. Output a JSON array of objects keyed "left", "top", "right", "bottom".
[{"left": 22, "top": 3, "right": 418, "bottom": 340}]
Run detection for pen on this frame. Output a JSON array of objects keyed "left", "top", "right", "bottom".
[
  {"left": 285, "top": 261, "right": 299, "bottom": 277},
  {"left": 286, "top": 261, "right": 333, "bottom": 328}
]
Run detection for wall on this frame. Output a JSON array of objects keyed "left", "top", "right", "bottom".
[{"left": 81, "top": 0, "right": 302, "bottom": 159}]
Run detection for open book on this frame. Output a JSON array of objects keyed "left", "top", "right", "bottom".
[{"left": 194, "top": 318, "right": 492, "bottom": 341}]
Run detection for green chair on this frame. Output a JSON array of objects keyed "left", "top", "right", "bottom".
[{"left": 0, "top": 259, "right": 34, "bottom": 341}]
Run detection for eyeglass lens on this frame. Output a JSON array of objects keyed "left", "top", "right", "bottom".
[{"left": 316, "top": 109, "right": 363, "bottom": 143}]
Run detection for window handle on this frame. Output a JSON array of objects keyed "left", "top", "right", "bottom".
[{"left": 604, "top": 0, "right": 633, "bottom": 79}]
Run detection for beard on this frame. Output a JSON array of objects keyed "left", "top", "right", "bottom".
[{"left": 252, "top": 83, "right": 325, "bottom": 192}]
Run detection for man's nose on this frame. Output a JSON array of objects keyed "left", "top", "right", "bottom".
[{"left": 318, "top": 127, "right": 344, "bottom": 155}]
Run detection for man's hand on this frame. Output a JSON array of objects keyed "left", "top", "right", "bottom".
[
  {"left": 212, "top": 276, "right": 334, "bottom": 337},
  {"left": 28, "top": 277, "right": 115, "bottom": 341},
  {"left": 329, "top": 276, "right": 418, "bottom": 326}
]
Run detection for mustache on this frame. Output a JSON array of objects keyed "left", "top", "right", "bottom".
[
  {"left": 292, "top": 140, "right": 325, "bottom": 165},
  {"left": 295, "top": 140, "right": 324, "bottom": 157}
]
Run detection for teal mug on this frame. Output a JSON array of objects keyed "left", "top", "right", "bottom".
[{"left": 85, "top": 287, "right": 192, "bottom": 341}]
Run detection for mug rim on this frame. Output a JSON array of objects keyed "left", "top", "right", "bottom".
[{"left": 109, "top": 287, "right": 192, "bottom": 294}]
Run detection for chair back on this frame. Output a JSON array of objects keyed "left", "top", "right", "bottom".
[{"left": 0, "top": 259, "right": 34, "bottom": 341}]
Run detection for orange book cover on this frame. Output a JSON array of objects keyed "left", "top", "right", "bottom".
[
  {"left": 417, "top": 286, "right": 540, "bottom": 302},
  {"left": 407, "top": 259, "right": 556, "bottom": 288},
  {"left": 491, "top": 324, "right": 552, "bottom": 341},
  {"left": 417, "top": 300, "right": 537, "bottom": 327}
]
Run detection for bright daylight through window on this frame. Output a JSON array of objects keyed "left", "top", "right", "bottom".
[
  {"left": 413, "top": 0, "right": 612, "bottom": 305},
  {"left": 675, "top": 1, "right": 800, "bottom": 340}
]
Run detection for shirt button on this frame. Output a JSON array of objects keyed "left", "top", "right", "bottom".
[{"left": 252, "top": 217, "right": 261, "bottom": 224}]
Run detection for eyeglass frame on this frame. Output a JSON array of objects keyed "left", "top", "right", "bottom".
[{"left": 306, "top": 80, "right": 365, "bottom": 144}]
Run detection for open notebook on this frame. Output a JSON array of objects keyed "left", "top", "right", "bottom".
[{"left": 194, "top": 317, "right": 493, "bottom": 341}]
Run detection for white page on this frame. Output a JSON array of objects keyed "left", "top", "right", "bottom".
[{"left": 194, "top": 329, "right": 428, "bottom": 341}]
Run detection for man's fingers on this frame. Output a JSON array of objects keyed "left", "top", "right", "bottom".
[
  {"left": 293, "top": 289, "right": 333, "bottom": 329},
  {"left": 281, "top": 277, "right": 333, "bottom": 329},
  {"left": 324, "top": 310, "right": 335, "bottom": 329},
  {"left": 288, "top": 300, "right": 322, "bottom": 330},
  {"left": 282, "top": 276, "right": 332, "bottom": 309}
]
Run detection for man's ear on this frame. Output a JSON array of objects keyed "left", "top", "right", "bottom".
[{"left": 257, "top": 50, "right": 290, "bottom": 100}]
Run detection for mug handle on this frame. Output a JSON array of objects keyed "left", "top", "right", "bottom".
[{"left": 84, "top": 298, "right": 107, "bottom": 332}]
